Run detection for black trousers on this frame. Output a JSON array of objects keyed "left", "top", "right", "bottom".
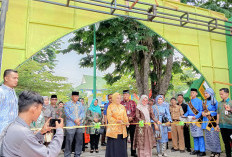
[
  {"left": 82, "top": 133, "right": 85, "bottom": 151},
  {"left": 127, "top": 125, "right": 136, "bottom": 155},
  {"left": 184, "top": 124, "right": 191, "bottom": 149},
  {"left": 101, "top": 127, "right": 106, "bottom": 144},
  {"left": 90, "top": 134, "right": 100, "bottom": 150},
  {"left": 221, "top": 128, "right": 232, "bottom": 157}
]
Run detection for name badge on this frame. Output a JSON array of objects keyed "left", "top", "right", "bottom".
[{"left": 225, "top": 111, "right": 229, "bottom": 115}]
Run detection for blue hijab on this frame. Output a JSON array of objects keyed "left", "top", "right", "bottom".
[
  {"left": 155, "top": 95, "right": 164, "bottom": 105},
  {"left": 88, "top": 99, "right": 101, "bottom": 115},
  {"left": 205, "top": 88, "right": 217, "bottom": 105}
]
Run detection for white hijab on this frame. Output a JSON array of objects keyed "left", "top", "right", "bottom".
[{"left": 137, "top": 95, "right": 150, "bottom": 123}]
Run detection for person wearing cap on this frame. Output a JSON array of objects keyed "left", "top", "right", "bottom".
[
  {"left": 64, "top": 91, "right": 85, "bottom": 157},
  {"left": 183, "top": 88, "right": 206, "bottom": 156},
  {"left": 169, "top": 97, "right": 185, "bottom": 153},
  {"left": 51, "top": 95, "right": 58, "bottom": 113},
  {"left": 121, "top": 90, "right": 137, "bottom": 157},
  {"left": 1, "top": 91, "right": 64, "bottom": 157}
]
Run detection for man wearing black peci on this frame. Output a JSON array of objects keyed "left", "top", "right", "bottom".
[{"left": 121, "top": 90, "right": 137, "bottom": 157}]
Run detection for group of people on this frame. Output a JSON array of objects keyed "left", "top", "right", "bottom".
[{"left": 0, "top": 69, "right": 232, "bottom": 157}]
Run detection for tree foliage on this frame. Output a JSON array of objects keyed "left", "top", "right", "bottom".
[
  {"left": 63, "top": 18, "right": 193, "bottom": 97},
  {"left": 16, "top": 42, "right": 72, "bottom": 101}
]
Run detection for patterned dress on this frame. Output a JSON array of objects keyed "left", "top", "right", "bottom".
[
  {"left": 85, "top": 109, "right": 102, "bottom": 134},
  {"left": 202, "top": 100, "right": 221, "bottom": 153},
  {"left": 105, "top": 93, "right": 129, "bottom": 157},
  {"left": 152, "top": 104, "right": 172, "bottom": 154}
]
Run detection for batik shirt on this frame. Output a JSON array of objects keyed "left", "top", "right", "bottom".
[
  {"left": 64, "top": 101, "right": 85, "bottom": 127},
  {"left": 121, "top": 100, "right": 137, "bottom": 123},
  {"left": 0, "top": 84, "right": 18, "bottom": 134},
  {"left": 106, "top": 104, "right": 129, "bottom": 138},
  {"left": 217, "top": 98, "right": 232, "bottom": 129}
]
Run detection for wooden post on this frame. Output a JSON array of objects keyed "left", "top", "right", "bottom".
[{"left": 0, "top": 0, "right": 9, "bottom": 75}]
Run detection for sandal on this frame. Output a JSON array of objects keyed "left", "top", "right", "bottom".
[{"left": 90, "top": 150, "right": 94, "bottom": 153}]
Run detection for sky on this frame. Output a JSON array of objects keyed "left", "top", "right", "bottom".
[{"left": 53, "top": 34, "right": 114, "bottom": 87}]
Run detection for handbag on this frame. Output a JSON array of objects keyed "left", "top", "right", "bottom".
[
  {"left": 162, "top": 115, "right": 169, "bottom": 123},
  {"left": 99, "top": 126, "right": 105, "bottom": 134},
  {"left": 155, "top": 104, "right": 169, "bottom": 124}
]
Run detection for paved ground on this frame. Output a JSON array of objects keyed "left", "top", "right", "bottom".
[{"left": 58, "top": 141, "right": 226, "bottom": 157}]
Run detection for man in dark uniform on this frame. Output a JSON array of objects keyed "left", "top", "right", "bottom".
[
  {"left": 177, "top": 94, "right": 191, "bottom": 152},
  {"left": 121, "top": 90, "right": 137, "bottom": 157}
]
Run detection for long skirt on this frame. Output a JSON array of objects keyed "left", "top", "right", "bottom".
[
  {"left": 190, "top": 124, "right": 203, "bottom": 137},
  {"left": 205, "top": 129, "right": 221, "bottom": 153},
  {"left": 138, "top": 127, "right": 152, "bottom": 157},
  {"left": 105, "top": 134, "right": 127, "bottom": 157},
  {"left": 158, "top": 125, "right": 168, "bottom": 143}
]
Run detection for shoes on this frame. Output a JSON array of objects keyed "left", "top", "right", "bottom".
[
  {"left": 171, "top": 148, "right": 179, "bottom": 152},
  {"left": 90, "top": 150, "right": 94, "bottom": 153},
  {"left": 187, "top": 148, "right": 191, "bottom": 152},
  {"left": 180, "top": 150, "right": 185, "bottom": 153},
  {"left": 101, "top": 143, "right": 106, "bottom": 146},
  {"left": 95, "top": 149, "right": 99, "bottom": 153},
  {"left": 163, "top": 153, "right": 168, "bottom": 157},
  {"left": 214, "top": 153, "right": 220, "bottom": 157},
  {"left": 190, "top": 150, "right": 199, "bottom": 155},
  {"left": 210, "top": 152, "right": 215, "bottom": 157},
  {"left": 197, "top": 152, "right": 206, "bottom": 156},
  {"left": 157, "top": 154, "right": 163, "bottom": 157}
]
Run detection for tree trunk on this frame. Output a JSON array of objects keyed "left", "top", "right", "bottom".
[
  {"left": 142, "top": 37, "right": 153, "bottom": 96},
  {"left": 159, "top": 44, "right": 174, "bottom": 94},
  {"left": 132, "top": 52, "right": 143, "bottom": 96}
]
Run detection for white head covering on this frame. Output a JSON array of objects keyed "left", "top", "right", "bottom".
[{"left": 137, "top": 95, "right": 150, "bottom": 123}]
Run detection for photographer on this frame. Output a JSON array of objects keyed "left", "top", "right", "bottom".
[{"left": 1, "top": 91, "right": 64, "bottom": 157}]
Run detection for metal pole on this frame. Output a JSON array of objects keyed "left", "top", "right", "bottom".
[
  {"left": 0, "top": 0, "right": 9, "bottom": 76},
  {"left": 93, "top": 24, "right": 97, "bottom": 99}
]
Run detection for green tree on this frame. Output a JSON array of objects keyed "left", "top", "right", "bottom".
[
  {"left": 63, "top": 18, "right": 189, "bottom": 97},
  {"left": 165, "top": 67, "right": 198, "bottom": 100},
  {"left": 16, "top": 42, "right": 72, "bottom": 101},
  {"left": 16, "top": 60, "right": 72, "bottom": 100},
  {"left": 103, "top": 74, "right": 137, "bottom": 95},
  {"left": 32, "top": 41, "right": 61, "bottom": 70}
]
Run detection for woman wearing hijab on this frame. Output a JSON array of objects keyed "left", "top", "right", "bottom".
[
  {"left": 133, "top": 95, "right": 161, "bottom": 157},
  {"left": 153, "top": 95, "right": 172, "bottom": 157},
  {"left": 202, "top": 88, "right": 221, "bottom": 157},
  {"left": 86, "top": 99, "right": 102, "bottom": 153},
  {"left": 105, "top": 93, "right": 129, "bottom": 157}
]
